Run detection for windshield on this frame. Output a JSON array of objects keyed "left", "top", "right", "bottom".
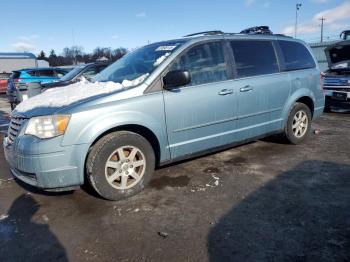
[
  {"left": 59, "top": 65, "right": 86, "bottom": 81},
  {"left": 94, "top": 40, "right": 186, "bottom": 84}
]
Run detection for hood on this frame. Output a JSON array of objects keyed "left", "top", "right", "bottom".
[
  {"left": 13, "top": 74, "right": 149, "bottom": 118},
  {"left": 325, "top": 40, "right": 350, "bottom": 70}
]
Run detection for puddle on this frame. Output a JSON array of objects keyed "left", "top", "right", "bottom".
[
  {"left": 224, "top": 156, "right": 248, "bottom": 166},
  {"left": 149, "top": 175, "right": 190, "bottom": 190}
]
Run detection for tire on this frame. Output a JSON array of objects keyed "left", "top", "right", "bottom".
[
  {"left": 86, "top": 131, "right": 155, "bottom": 201},
  {"left": 283, "top": 102, "right": 312, "bottom": 144}
]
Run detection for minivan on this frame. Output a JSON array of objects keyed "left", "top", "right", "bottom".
[{"left": 3, "top": 32, "right": 325, "bottom": 200}]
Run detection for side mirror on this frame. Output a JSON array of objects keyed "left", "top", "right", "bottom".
[{"left": 163, "top": 70, "right": 191, "bottom": 90}]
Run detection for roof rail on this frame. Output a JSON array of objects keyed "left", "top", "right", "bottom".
[
  {"left": 184, "top": 31, "right": 224, "bottom": 37},
  {"left": 184, "top": 27, "right": 291, "bottom": 38}
]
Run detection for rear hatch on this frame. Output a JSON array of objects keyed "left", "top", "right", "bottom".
[
  {"left": 324, "top": 41, "right": 350, "bottom": 87},
  {"left": 325, "top": 41, "right": 350, "bottom": 74},
  {"left": 324, "top": 41, "right": 350, "bottom": 102}
]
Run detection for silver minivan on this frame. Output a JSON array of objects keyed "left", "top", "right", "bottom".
[{"left": 3, "top": 32, "right": 325, "bottom": 200}]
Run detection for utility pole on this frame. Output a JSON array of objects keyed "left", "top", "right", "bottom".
[
  {"left": 319, "top": 17, "right": 326, "bottom": 42},
  {"left": 295, "top": 3, "right": 302, "bottom": 38}
]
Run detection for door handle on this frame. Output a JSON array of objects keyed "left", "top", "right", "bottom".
[
  {"left": 240, "top": 86, "right": 253, "bottom": 92},
  {"left": 218, "top": 89, "right": 233, "bottom": 95}
]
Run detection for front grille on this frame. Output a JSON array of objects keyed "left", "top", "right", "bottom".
[
  {"left": 324, "top": 87, "right": 350, "bottom": 92},
  {"left": 8, "top": 116, "right": 27, "bottom": 144},
  {"left": 324, "top": 77, "right": 350, "bottom": 86}
]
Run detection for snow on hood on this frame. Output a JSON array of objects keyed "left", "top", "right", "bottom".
[
  {"left": 15, "top": 74, "right": 149, "bottom": 113},
  {"left": 153, "top": 52, "right": 171, "bottom": 67}
]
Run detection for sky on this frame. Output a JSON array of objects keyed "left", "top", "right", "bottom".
[{"left": 0, "top": 0, "right": 349, "bottom": 55}]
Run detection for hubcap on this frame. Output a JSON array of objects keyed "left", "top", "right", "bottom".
[
  {"left": 292, "top": 110, "right": 308, "bottom": 138},
  {"left": 104, "top": 146, "right": 146, "bottom": 190}
]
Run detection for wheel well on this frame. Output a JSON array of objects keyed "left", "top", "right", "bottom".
[
  {"left": 296, "top": 96, "right": 314, "bottom": 116},
  {"left": 89, "top": 125, "right": 161, "bottom": 165}
]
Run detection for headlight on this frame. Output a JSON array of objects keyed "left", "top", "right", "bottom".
[{"left": 25, "top": 115, "right": 71, "bottom": 139}]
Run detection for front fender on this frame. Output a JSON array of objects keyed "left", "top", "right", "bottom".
[{"left": 62, "top": 94, "right": 170, "bottom": 162}]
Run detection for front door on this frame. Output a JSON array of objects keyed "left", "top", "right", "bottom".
[{"left": 163, "top": 41, "right": 236, "bottom": 158}]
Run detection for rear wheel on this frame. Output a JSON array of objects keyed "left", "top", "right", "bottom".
[
  {"left": 283, "top": 102, "right": 312, "bottom": 144},
  {"left": 86, "top": 131, "right": 155, "bottom": 201}
]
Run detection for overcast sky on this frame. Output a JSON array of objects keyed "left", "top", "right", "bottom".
[{"left": 0, "top": 0, "right": 349, "bottom": 54}]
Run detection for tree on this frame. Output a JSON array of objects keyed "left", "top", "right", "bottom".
[
  {"left": 49, "top": 49, "right": 57, "bottom": 58},
  {"left": 37, "top": 50, "right": 47, "bottom": 60}
]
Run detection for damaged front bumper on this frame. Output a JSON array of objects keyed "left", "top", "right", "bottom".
[{"left": 3, "top": 134, "right": 89, "bottom": 190}]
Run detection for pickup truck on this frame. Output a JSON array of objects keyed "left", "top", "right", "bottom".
[{"left": 324, "top": 39, "right": 350, "bottom": 111}]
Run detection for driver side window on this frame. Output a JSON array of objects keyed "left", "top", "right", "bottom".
[{"left": 171, "top": 42, "right": 228, "bottom": 87}]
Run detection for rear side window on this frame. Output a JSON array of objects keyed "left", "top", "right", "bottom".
[
  {"left": 171, "top": 42, "right": 228, "bottom": 86},
  {"left": 230, "top": 40, "right": 279, "bottom": 78},
  {"left": 278, "top": 41, "right": 316, "bottom": 71},
  {"left": 37, "top": 70, "right": 55, "bottom": 77},
  {"left": 27, "top": 71, "right": 37, "bottom": 77}
]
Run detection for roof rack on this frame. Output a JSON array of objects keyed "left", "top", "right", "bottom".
[
  {"left": 240, "top": 26, "right": 273, "bottom": 35},
  {"left": 184, "top": 27, "right": 291, "bottom": 38},
  {"left": 184, "top": 31, "right": 224, "bottom": 37}
]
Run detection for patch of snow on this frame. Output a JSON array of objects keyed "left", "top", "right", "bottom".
[
  {"left": 42, "top": 214, "right": 49, "bottom": 222},
  {"left": 0, "top": 214, "right": 9, "bottom": 221},
  {"left": 121, "top": 73, "right": 149, "bottom": 88},
  {"left": 212, "top": 175, "right": 219, "bottom": 180},
  {"left": 15, "top": 74, "right": 149, "bottom": 113},
  {"left": 153, "top": 53, "right": 171, "bottom": 66}
]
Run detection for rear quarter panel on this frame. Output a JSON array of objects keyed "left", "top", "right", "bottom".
[{"left": 282, "top": 68, "right": 324, "bottom": 122}]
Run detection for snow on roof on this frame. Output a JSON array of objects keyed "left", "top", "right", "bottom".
[
  {"left": 15, "top": 74, "right": 149, "bottom": 113},
  {"left": 0, "top": 52, "right": 36, "bottom": 59}
]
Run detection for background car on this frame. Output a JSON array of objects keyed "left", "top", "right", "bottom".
[
  {"left": 323, "top": 38, "right": 350, "bottom": 111},
  {"left": 0, "top": 72, "right": 11, "bottom": 94},
  {"left": 41, "top": 62, "right": 110, "bottom": 89},
  {"left": 7, "top": 67, "right": 70, "bottom": 109}
]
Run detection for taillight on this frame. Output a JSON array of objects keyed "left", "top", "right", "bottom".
[{"left": 320, "top": 72, "right": 325, "bottom": 92}]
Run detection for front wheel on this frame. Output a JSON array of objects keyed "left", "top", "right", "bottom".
[
  {"left": 86, "top": 131, "right": 155, "bottom": 201},
  {"left": 283, "top": 102, "right": 312, "bottom": 144}
]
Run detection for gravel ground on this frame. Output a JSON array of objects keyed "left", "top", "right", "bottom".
[{"left": 0, "top": 96, "right": 349, "bottom": 261}]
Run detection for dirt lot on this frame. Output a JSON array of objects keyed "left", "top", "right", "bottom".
[{"left": 0, "top": 95, "right": 349, "bottom": 262}]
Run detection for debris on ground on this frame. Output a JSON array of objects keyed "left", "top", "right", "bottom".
[
  {"left": 158, "top": 231, "right": 169, "bottom": 238},
  {"left": 42, "top": 215, "right": 49, "bottom": 222},
  {"left": 0, "top": 178, "right": 14, "bottom": 182},
  {"left": 314, "top": 129, "right": 321, "bottom": 135}
]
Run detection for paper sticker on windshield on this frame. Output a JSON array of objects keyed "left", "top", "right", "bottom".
[{"left": 156, "top": 45, "right": 177, "bottom": 51}]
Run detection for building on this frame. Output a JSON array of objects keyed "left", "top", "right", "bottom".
[{"left": 0, "top": 52, "right": 37, "bottom": 73}]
